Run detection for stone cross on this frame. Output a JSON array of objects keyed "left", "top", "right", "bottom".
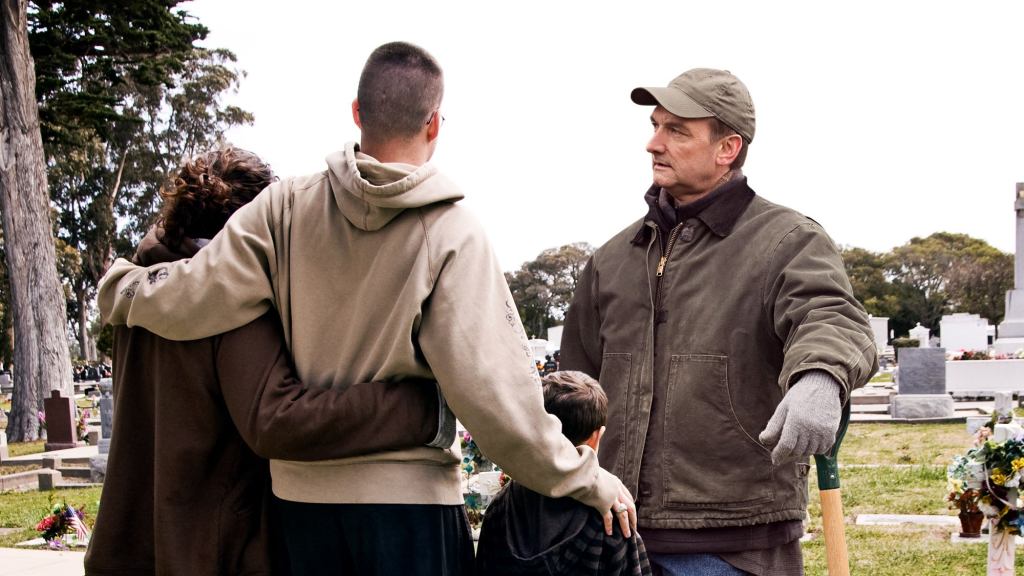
[{"left": 43, "top": 389, "right": 77, "bottom": 451}]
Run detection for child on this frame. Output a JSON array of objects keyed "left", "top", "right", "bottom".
[{"left": 476, "top": 371, "right": 652, "bottom": 575}]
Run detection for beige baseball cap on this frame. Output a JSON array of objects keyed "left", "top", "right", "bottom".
[{"left": 631, "top": 68, "right": 755, "bottom": 144}]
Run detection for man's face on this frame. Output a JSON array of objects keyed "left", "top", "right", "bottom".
[{"left": 646, "top": 106, "right": 722, "bottom": 203}]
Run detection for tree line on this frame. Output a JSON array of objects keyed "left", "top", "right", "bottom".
[
  {"left": 507, "top": 232, "right": 1013, "bottom": 344},
  {"left": 0, "top": 0, "right": 249, "bottom": 440}
]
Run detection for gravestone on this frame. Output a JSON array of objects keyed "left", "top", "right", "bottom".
[
  {"left": 891, "top": 347, "right": 954, "bottom": 419},
  {"left": 98, "top": 379, "right": 113, "bottom": 455},
  {"left": 868, "top": 316, "right": 889, "bottom": 352},
  {"left": 43, "top": 390, "right": 77, "bottom": 451},
  {"left": 994, "top": 392, "right": 1015, "bottom": 422},
  {"left": 528, "top": 339, "right": 549, "bottom": 363},
  {"left": 0, "top": 410, "right": 8, "bottom": 461},
  {"left": 940, "top": 313, "right": 990, "bottom": 353},
  {"left": 909, "top": 323, "right": 931, "bottom": 348},
  {"left": 996, "top": 183, "right": 1024, "bottom": 354},
  {"left": 91, "top": 380, "right": 113, "bottom": 482}
]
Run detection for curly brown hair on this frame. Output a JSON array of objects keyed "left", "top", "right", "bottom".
[{"left": 159, "top": 147, "right": 276, "bottom": 248}]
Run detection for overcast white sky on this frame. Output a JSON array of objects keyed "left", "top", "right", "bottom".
[{"left": 184, "top": 1, "right": 1024, "bottom": 272}]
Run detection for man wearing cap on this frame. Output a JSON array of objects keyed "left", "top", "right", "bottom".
[{"left": 560, "top": 68, "right": 877, "bottom": 575}]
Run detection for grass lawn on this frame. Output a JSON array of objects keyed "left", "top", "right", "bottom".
[
  {"left": 869, "top": 372, "right": 895, "bottom": 383},
  {"left": 841, "top": 423, "right": 970, "bottom": 466},
  {"left": 5, "top": 440, "right": 46, "bottom": 458}
]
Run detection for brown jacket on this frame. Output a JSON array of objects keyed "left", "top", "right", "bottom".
[
  {"left": 562, "top": 179, "right": 877, "bottom": 530},
  {"left": 84, "top": 234, "right": 440, "bottom": 576}
]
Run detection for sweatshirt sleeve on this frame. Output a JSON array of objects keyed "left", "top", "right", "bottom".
[
  {"left": 764, "top": 222, "right": 879, "bottom": 399},
  {"left": 216, "top": 311, "right": 441, "bottom": 460},
  {"left": 96, "top": 183, "right": 282, "bottom": 341},
  {"left": 417, "top": 209, "right": 620, "bottom": 513}
]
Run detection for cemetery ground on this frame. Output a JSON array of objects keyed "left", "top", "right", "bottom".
[{"left": 0, "top": 421, "right": 1021, "bottom": 573}]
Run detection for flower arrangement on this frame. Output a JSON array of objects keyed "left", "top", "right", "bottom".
[
  {"left": 947, "top": 349, "right": 1024, "bottom": 361},
  {"left": 76, "top": 408, "right": 90, "bottom": 442},
  {"left": 947, "top": 453, "right": 982, "bottom": 513},
  {"left": 948, "top": 417, "right": 1024, "bottom": 534},
  {"left": 460, "top": 431, "right": 502, "bottom": 532},
  {"left": 36, "top": 499, "right": 90, "bottom": 549}
]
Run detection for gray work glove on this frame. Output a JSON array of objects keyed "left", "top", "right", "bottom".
[{"left": 758, "top": 371, "right": 842, "bottom": 465}]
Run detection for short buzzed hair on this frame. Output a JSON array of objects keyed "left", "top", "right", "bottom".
[
  {"left": 357, "top": 41, "right": 444, "bottom": 141},
  {"left": 542, "top": 371, "right": 608, "bottom": 446}
]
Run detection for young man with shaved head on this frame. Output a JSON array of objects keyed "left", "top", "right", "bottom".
[
  {"left": 98, "top": 42, "right": 634, "bottom": 575},
  {"left": 561, "top": 68, "right": 878, "bottom": 575}
]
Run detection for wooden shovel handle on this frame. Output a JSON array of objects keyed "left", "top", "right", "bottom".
[
  {"left": 819, "top": 488, "right": 850, "bottom": 576},
  {"left": 813, "top": 403, "right": 852, "bottom": 576}
]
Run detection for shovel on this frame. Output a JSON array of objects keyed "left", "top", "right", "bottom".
[{"left": 813, "top": 402, "right": 851, "bottom": 576}]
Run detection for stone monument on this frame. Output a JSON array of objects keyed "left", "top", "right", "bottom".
[
  {"left": 995, "top": 183, "right": 1024, "bottom": 354},
  {"left": 940, "top": 313, "right": 990, "bottom": 352},
  {"left": 891, "top": 347, "right": 954, "bottom": 419},
  {"left": 909, "top": 323, "right": 931, "bottom": 348},
  {"left": 43, "top": 390, "right": 77, "bottom": 451},
  {"left": 868, "top": 316, "right": 889, "bottom": 352}
]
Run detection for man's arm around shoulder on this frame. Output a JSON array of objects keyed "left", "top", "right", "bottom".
[{"left": 98, "top": 182, "right": 285, "bottom": 341}]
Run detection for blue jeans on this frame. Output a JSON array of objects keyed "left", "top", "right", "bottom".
[{"left": 649, "top": 553, "right": 751, "bottom": 576}]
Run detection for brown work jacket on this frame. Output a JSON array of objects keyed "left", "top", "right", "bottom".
[{"left": 561, "top": 179, "right": 878, "bottom": 530}]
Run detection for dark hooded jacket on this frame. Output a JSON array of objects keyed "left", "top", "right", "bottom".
[{"left": 476, "top": 480, "right": 652, "bottom": 575}]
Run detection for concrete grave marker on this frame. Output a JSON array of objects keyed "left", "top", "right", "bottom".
[
  {"left": 941, "top": 313, "right": 990, "bottom": 353},
  {"left": 909, "top": 323, "right": 931, "bottom": 348},
  {"left": 897, "top": 348, "right": 947, "bottom": 394},
  {"left": 98, "top": 379, "right": 113, "bottom": 455},
  {"left": 892, "top": 347, "right": 954, "bottom": 419}
]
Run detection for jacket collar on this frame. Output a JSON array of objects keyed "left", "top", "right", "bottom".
[{"left": 631, "top": 176, "right": 755, "bottom": 245}]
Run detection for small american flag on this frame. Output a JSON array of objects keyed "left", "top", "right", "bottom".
[{"left": 66, "top": 508, "right": 90, "bottom": 542}]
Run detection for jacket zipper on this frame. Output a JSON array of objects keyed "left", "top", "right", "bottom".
[{"left": 654, "top": 223, "right": 684, "bottom": 310}]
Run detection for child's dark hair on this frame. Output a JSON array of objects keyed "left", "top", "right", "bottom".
[{"left": 542, "top": 371, "right": 607, "bottom": 446}]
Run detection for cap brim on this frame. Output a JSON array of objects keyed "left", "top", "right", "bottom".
[{"left": 630, "top": 87, "right": 714, "bottom": 119}]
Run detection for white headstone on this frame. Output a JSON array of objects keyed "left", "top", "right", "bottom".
[
  {"left": 546, "top": 326, "right": 564, "bottom": 351},
  {"left": 528, "top": 339, "right": 549, "bottom": 363},
  {"left": 868, "top": 316, "right": 889, "bottom": 352},
  {"left": 909, "top": 323, "right": 931, "bottom": 347},
  {"left": 994, "top": 392, "right": 1015, "bottom": 421},
  {"left": 940, "top": 313, "right": 990, "bottom": 353}
]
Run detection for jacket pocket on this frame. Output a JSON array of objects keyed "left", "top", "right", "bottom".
[
  {"left": 598, "top": 353, "right": 631, "bottom": 480},
  {"left": 662, "top": 354, "right": 774, "bottom": 509}
]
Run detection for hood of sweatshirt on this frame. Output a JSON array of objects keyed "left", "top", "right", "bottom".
[{"left": 326, "top": 142, "right": 465, "bottom": 232}]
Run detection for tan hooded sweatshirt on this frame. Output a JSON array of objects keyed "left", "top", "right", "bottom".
[{"left": 98, "top": 142, "right": 619, "bottom": 510}]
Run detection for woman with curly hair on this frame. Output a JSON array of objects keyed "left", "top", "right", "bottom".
[{"left": 86, "top": 147, "right": 442, "bottom": 576}]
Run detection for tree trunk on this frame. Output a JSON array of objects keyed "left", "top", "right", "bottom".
[
  {"left": 76, "top": 286, "right": 92, "bottom": 361},
  {"left": 0, "top": 0, "right": 74, "bottom": 441}
]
